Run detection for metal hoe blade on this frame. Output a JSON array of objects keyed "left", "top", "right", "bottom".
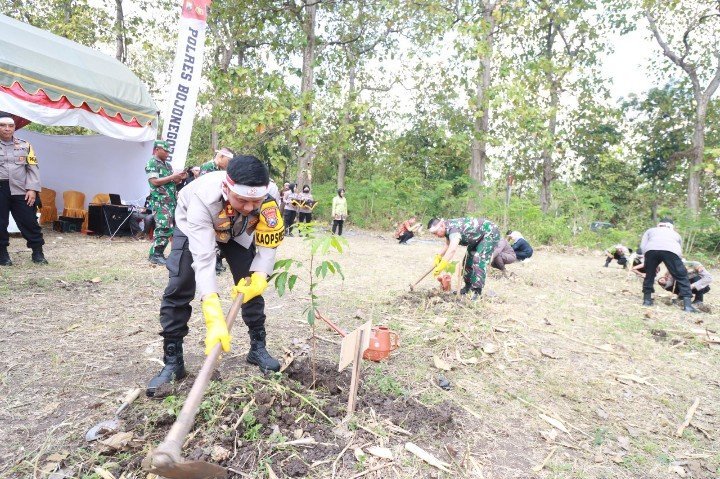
[
  {"left": 143, "top": 454, "right": 227, "bottom": 479},
  {"left": 85, "top": 418, "right": 120, "bottom": 442}
]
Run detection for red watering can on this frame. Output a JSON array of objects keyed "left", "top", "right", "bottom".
[{"left": 315, "top": 311, "right": 399, "bottom": 361}]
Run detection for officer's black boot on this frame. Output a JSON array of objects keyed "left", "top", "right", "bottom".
[
  {"left": 455, "top": 282, "right": 471, "bottom": 295},
  {"left": 642, "top": 292, "right": 653, "bottom": 306},
  {"left": 246, "top": 327, "right": 281, "bottom": 373},
  {"left": 0, "top": 248, "right": 12, "bottom": 266},
  {"left": 470, "top": 287, "right": 483, "bottom": 300},
  {"left": 31, "top": 247, "right": 48, "bottom": 264},
  {"left": 604, "top": 258, "right": 611, "bottom": 267},
  {"left": 682, "top": 297, "right": 699, "bottom": 313},
  {"left": 146, "top": 339, "right": 187, "bottom": 397},
  {"left": 215, "top": 256, "right": 226, "bottom": 275},
  {"left": 148, "top": 245, "right": 167, "bottom": 265}
]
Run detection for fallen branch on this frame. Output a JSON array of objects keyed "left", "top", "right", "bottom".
[
  {"left": 536, "top": 329, "right": 628, "bottom": 356},
  {"left": 232, "top": 399, "right": 256, "bottom": 430},
  {"left": 405, "top": 442, "right": 451, "bottom": 473},
  {"left": 532, "top": 446, "right": 558, "bottom": 472},
  {"left": 675, "top": 397, "right": 700, "bottom": 437},
  {"left": 332, "top": 435, "right": 355, "bottom": 479}
]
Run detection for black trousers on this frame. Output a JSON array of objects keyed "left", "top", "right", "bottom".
[
  {"left": 129, "top": 211, "right": 154, "bottom": 235},
  {"left": 159, "top": 229, "right": 266, "bottom": 340},
  {"left": 283, "top": 210, "right": 296, "bottom": 234},
  {"left": 671, "top": 274, "right": 711, "bottom": 302},
  {"left": 605, "top": 253, "right": 627, "bottom": 267},
  {"left": 0, "top": 180, "right": 44, "bottom": 249},
  {"left": 332, "top": 219, "right": 344, "bottom": 235},
  {"left": 693, "top": 286, "right": 710, "bottom": 302},
  {"left": 398, "top": 231, "right": 414, "bottom": 243},
  {"left": 643, "top": 250, "right": 692, "bottom": 298},
  {"left": 298, "top": 212, "right": 312, "bottom": 223}
]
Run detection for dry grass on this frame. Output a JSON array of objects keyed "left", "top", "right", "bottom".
[{"left": 0, "top": 226, "right": 718, "bottom": 478}]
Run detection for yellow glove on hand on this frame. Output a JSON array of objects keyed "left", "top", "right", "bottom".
[
  {"left": 231, "top": 272, "right": 268, "bottom": 303},
  {"left": 433, "top": 254, "right": 443, "bottom": 266},
  {"left": 433, "top": 259, "right": 449, "bottom": 277},
  {"left": 203, "top": 293, "right": 231, "bottom": 355}
]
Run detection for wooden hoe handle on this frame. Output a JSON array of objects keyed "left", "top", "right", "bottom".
[
  {"left": 410, "top": 265, "right": 435, "bottom": 291},
  {"left": 144, "top": 293, "right": 244, "bottom": 471}
]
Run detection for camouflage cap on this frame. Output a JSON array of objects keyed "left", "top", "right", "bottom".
[{"left": 154, "top": 140, "right": 170, "bottom": 151}]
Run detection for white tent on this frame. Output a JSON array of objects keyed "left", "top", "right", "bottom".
[
  {"left": 1, "top": 14, "right": 159, "bottom": 230},
  {"left": 16, "top": 131, "right": 153, "bottom": 211}
]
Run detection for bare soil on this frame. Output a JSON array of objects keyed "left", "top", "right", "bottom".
[{"left": 0, "top": 227, "right": 718, "bottom": 478}]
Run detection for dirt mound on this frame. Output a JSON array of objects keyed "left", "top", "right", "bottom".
[{"left": 64, "top": 358, "right": 464, "bottom": 478}]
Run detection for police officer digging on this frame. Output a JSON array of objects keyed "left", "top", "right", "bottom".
[
  {"left": 0, "top": 112, "right": 47, "bottom": 265},
  {"left": 146, "top": 155, "right": 285, "bottom": 397}
]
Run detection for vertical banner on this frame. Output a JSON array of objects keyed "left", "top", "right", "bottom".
[{"left": 161, "top": 0, "right": 211, "bottom": 170}]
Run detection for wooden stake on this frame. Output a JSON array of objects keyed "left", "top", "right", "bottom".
[
  {"left": 346, "top": 330, "right": 365, "bottom": 416},
  {"left": 675, "top": 397, "right": 700, "bottom": 437}
]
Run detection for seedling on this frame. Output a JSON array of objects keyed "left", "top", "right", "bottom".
[{"left": 272, "top": 222, "right": 347, "bottom": 383}]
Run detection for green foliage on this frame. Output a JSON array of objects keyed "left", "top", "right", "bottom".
[
  {"left": 366, "top": 367, "right": 406, "bottom": 396},
  {"left": 272, "top": 225, "right": 348, "bottom": 325},
  {"left": 162, "top": 395, "right": 183, "bottom": 418}
]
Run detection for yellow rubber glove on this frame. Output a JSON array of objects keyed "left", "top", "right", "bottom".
[
  {"left": 433, "top": 259, "right": 449, "bottom": 277},
  {"left": 231, "top": 272, "right": 268, "bottom": 303},
  {"left": 202, "top": 293, "right": 231, "bottom": 355},
  {"left": 433, "top": 254, "right": 443, "bottom": 266}
]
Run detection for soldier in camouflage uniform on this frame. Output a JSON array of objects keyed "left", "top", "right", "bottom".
[
  {"left": 145, "top": 140, "right": 187, "bottom": 265},
  {"left": 428, "top": 217, "right": 501, "bottom": 298},
  {"left": 199, "top": 146, "right": 234, "bottom": 176}
]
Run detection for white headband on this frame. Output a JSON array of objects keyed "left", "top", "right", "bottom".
[
  {"left": 0, "top": 117, "right": 15, "bottom": 125},
  {"left": 223, "top": 174, "right": 268, "bottom": 199},
  {"left": 658, "top": 222, "right": 674, "bottom": 230},
  {"left": 428, "top": 219, "right": 444, "bottom": 233}
]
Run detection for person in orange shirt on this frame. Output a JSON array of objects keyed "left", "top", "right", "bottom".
[{"left": 394, "top": 216, "right": 421, "bottom": 244}]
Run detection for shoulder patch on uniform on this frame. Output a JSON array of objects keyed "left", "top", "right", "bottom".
[
  {"left": 261, "top": 206, "right": 279, "bottom": 228},
  {"left": 27, "top": 145, "right": 38, "bottom": 165}
]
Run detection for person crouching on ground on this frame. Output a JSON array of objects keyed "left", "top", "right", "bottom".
[
  {"left": 658, "top": 260, "right": 712, "bottom": 306},
  {"left": 491, "top": 238, "right": 517, "bottom": 277},
  {"left": 146, "top": 155, "right": 285, "bottom": 397},
  {"left": 640, "top": 218, "right": 697, "bottom": 313},
  {"left": 395, "top": 216, "right": 421, "bottom": 244},
  {"left": 507, "top": 230, "right": 533, "bottom": 260},
  {"left": 603, "top": 244, "right": 632, "bottom": 269},
  {"left": 429, "top": 217, "right": 500, "bottom": 299}
]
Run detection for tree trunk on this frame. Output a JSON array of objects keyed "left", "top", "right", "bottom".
[
  {"left": 297, "top": 1, "right": 317, "bottom": 190},
  {"left": 114, "top": 0, "right": 126, "bottom": 62},
  {"left": 650, "top": 196, "right": 658, "bottom": 223},
  {"left": 540, "top": 20, "right": 557, "bottom": 214},
  {"left": 467, "top": 5, "right": 496, "bottom": 211},
  {"left": 337, "top": 63, "right": 355, "bottom": 190},
  {"left": 210, "top": 43, "right": 234, "bottom": 156},
  {"left": 687, "top": 100, "right": 706, "bottom": 213}
]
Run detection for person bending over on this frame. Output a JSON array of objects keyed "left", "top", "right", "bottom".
[
  {"left": 603, "top": 244, "right": 632, "bottom": 269},
  {"left": 640, "top": 218, "right": 697, "bottom": 313},
  {"left": 429, "top": 217, "right": 500, "bottom": 299},
  {"left": 507, "top": 231, "right": 533, "bottom": 260},
  {"left": 145, "top": 155, "right": 285, "bottom": 397}
]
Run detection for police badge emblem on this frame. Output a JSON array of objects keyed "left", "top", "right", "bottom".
[{"left": 261, "top": 207, "right": 278, "bottom": 228}]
